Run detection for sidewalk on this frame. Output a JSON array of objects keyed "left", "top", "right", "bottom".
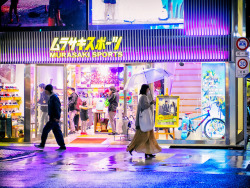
[{"left": 0, "top": 144, "right": 249, "bottom": 187}]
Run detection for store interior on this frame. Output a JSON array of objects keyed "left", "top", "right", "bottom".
[{"left": 0, "top": 64, "right": 24, "bottom": 140}]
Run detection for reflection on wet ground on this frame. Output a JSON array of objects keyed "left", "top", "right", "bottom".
[{"left": 0, "top": 146, "right": 249, "bottom": 187}]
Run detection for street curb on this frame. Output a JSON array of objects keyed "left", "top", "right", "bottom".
[{"left": 169, "top": 145, "right": 245, "bottom": 150}]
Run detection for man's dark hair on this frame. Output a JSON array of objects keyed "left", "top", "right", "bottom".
[
  {"left": 139, "top": 84, "right": 149, "bottom": 95},
  {"left": 70, "top": 88, "right": 75, "bottom": 92},
  {"left": 39, "top": 83, "right": 45, "bottom": 89},
  {"left": 45, "top": 84, "right": 53, "bottom": 94}
]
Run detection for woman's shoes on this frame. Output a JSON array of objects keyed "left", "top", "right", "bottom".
[
  {"left": 129, "top": 149, "right": 133, "bottom": 156},
  {"left": 145, "top": 154, "right": 156, "bottom": 159},
  {"left": 127, "top": 146, "right": 133, "bottom": 156}
]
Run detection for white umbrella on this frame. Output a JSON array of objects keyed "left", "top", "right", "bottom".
[{"left": 124, "top": 68, "right": 173, "bottom": 90}]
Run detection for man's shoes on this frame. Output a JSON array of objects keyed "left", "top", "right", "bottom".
[
  {"left": 55, "top": 147, "right": 66, "bottom": 151},
  {"left": 34, "top": 144, "right": 44, "bottom": 149}
]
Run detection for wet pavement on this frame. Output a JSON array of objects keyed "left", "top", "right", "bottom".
[{"left": 0, "top": 145, "right": 249, "bottom": 187}]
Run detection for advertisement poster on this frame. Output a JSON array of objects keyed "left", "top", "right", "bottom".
[
  {"left": 155, "top": 96, "right": 179, "bottom": 128},
  {"left": 89, "top": 0, "right": 184, "bottom": 30},
  {"left": 202, "top": 63, "right": 226, "bottom": 121},
  {"left": 1, "top": 0, "right": 87, "bottom": 30},
  {"left": 0, "top": 65, "right": 16, "bottom": 83}
]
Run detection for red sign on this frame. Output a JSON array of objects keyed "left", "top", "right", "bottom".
[
  {"left": 237, "top": 58, "right": 248, "bottom": 69},
  {"left": 236, "top": 37, "right": 249, "bottom": 51}
]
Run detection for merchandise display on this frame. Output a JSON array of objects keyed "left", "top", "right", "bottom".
[{"left": 0, "top": 85, "right": 23, "bottom": 138}]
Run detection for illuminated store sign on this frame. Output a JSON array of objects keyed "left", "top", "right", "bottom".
[{"left": 50, "top": 36, "right": 123, "bottom": 58}]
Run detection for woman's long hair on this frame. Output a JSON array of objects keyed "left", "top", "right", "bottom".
[{"left": 139, "top": 84, "right": 149, "bottom": 95}]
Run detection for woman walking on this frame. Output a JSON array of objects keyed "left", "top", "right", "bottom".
[
  {"left": 126, "top": 84, "right": 161, "bottom": 159},
  {"left": 80, "top": 101, "right": 89, "bottom": 135}
]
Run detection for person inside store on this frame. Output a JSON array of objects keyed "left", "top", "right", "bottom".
[
  {"left": 68, "top": 88, "right": 78, "bottom": 134},
  {"left": 35, "top": 84, "right": 66, "bottom": 151},
  {"left": 108, "top": 86, "right": 119, "bottom": 135},
  {"left": 126, "top": 84, "right": 162, "bottom": 159},
  {"left": 37, "top": 83, "right": 49, "bottom": 134},
  {"left": 80, "top": 100, "right": 89, "bottom": 135}
]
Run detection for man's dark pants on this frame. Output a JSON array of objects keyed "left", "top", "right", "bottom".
[{"left": 41, "top": 120, "right": 65, "bottom": 147}]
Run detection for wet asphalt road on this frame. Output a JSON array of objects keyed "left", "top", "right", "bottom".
[{"left": 0, "top": 146, "right": 249, "bottom": 187}]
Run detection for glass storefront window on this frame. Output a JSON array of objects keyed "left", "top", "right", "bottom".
[
  {"left": 0, "top": 65, "right": 24, "bottom": 140},
  {"left": 153, "top": 62, "right": 226, "bottom": 141}
]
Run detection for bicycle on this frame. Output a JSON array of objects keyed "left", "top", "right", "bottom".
[{"left": 171, "top": 105, "right": 225, "bottom": 140}]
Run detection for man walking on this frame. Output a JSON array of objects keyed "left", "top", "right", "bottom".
[
  {"left": 68, "top": 88, "right": 78, "bottom": 134},
  {"left": 35, "top": 84, "right": 66, "bottom": 151},
  {"left": 108, "top": 86, "right": 119, "bottom": 135}
]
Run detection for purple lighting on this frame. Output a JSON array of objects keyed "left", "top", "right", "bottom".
[{"left": 184, "top": 0, "right": 230, "bottom": 36}]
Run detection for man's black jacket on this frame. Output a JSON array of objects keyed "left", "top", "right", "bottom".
[{"left": 48, "top": 93, "right": 61, "bottom": 121}]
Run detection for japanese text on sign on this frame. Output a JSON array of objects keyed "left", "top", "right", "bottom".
[
  {"left": 50, "top": 37, "right": 122, "bottom": 51},
  {"left": 50, "top": 36, "right": 123, "bottom": 58}
]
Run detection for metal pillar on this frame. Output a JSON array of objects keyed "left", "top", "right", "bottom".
[
  {"left": 124, "top": 65, "right": 128, "bottom": 117},
  {"left": 63, "top": 64, "right": 68, "bottom": 137},
  {"left": 24, "top": 65, "right": 31, "bottom": 142}
]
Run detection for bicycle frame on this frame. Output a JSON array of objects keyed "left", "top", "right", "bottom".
[{"left": 189, "top": 110, "right": 210, "bottom": 132}]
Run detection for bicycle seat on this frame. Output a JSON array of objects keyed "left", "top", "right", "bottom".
[{"left": 185, "top": 112, "right": 193, "bottom": 115}]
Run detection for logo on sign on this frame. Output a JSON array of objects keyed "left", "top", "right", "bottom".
[{"left": 236, "top": 37, "right": 249, "bottom": 51}]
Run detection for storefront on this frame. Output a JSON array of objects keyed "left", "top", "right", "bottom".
[{"left": 1, "top": 0, "right": 245, "bottom": 147}]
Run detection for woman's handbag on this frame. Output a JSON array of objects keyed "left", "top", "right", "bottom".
[
  {"left": 139, "top": 108, "right": 153, "bottom": 132},
  {"left": 104, "top": 98, "right": 110, "bottom": 107}
]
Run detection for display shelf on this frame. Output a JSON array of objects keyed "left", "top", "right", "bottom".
[
  {"left": 12, "top": 124, "right": 23, "bottom": 127},
  {"left": 13, "top": 97, "right": 21, "bottom": 100},
  {"left": 0, "top": 89, "right": 19, "bottom": 92},
  {"left": 0, "top": 97, "right": 21, "bottom": 101},
  {"left": 11, "top": 112, "right": 22, "bottom": 117},
  {"left": 0, "top": 97, "right": 13, "bottom": 100},
  {"left": 0, "top": 105, "right": 19, "bottom": 109}
]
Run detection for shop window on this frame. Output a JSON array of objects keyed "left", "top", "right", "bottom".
[
  {"left": 0, "top": 65, "right": 24, "bottom": 140},
  {"left": 153, "top": 62, "right": 226, "bottom": 141}
]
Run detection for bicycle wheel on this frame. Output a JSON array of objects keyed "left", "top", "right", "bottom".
[{"left": 204, "top": 118, "right": 225, "bottom": 139}]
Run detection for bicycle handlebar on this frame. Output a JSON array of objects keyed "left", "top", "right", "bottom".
[{"left": 195, "top": 102, "right": 217, "bottom": 111}]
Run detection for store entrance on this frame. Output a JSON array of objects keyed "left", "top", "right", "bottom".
[
  {"left": 66, "top": 64, "right": 147, "bottom": 141},
  {"left": 32, "top": 65, "right": 67, "bottom": 141}
]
